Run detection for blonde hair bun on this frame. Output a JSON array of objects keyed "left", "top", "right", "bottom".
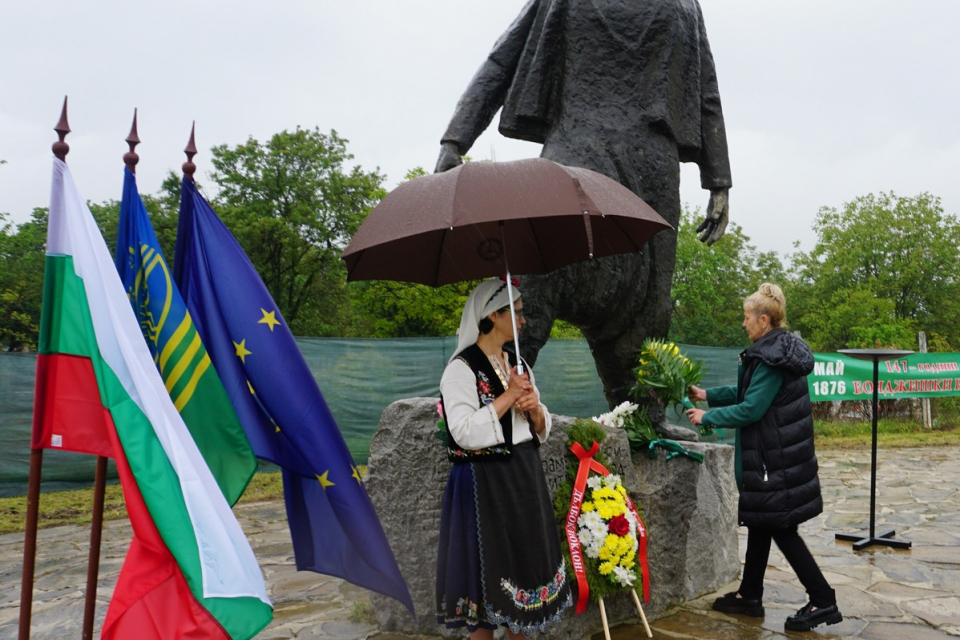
[
  {"left": 757, "top": 283, "right": 785, "bottom": 304},
  {"left": 745, "top": 283, "right": 787, "bottom": 328}
]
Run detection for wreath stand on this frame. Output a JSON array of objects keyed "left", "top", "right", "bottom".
[
  {"left": 567, "top": 441, "right": 654, "bottom": 640},
  {"left": 597, "top": 590, "right": 653, "bottom": 639}
]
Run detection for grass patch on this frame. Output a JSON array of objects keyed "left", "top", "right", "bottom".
[
  {"left": 0, "top": 483, "right": 127, "bottom": 535},
  {"left": 0, "top": 466, "right": 366, "bottom": 536},
  {"left": 816, "top": 420, "right": 960, "bottom": 449},
  {"left": 348, "top": 600, "right": 377, "bottom": 625}
]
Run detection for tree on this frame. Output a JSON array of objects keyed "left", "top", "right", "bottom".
[
  {"left": 669, "top": 205, "right": 785, "bottom": 347},
  {"left": 789, "top": 192, "right": 960, "bottom": 351},
  {"left": 209, "top": 128, "right": 385, "bottom": 335},
  {"left": 0, "top": 210, "right": 47, "bottom": 350}
]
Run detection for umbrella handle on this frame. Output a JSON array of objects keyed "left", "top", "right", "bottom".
[{"left": 505, "top": 271, "right": 524, "bottom": 375}]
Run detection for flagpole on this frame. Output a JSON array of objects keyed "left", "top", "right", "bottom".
[
  {"left": 183, "top": 121, "right": 197, "bottom": 183},
  {"left": 18, "top": 449, "right": 42, "bottom": 640},
  {"left": 20, "top": 96, "right": 72, "bottom": 640},
  {"left": 82, "top": 456, "right": 108, "bottom": 640}
]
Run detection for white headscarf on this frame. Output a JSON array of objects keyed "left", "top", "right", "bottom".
[{"left": 451, "top": 278, "right": 521, "bottom": 361}]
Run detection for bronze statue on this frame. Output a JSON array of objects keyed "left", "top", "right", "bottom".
[{"left": 436, "top": 0, "right": 732, "bottom": 409}]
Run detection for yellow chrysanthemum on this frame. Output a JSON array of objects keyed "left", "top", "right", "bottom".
[
  {"left": 581, "top": 501, "right": 595, "bottom": 512},
  {"left": 599, "top": 561, "right": 615, "bottom": 575},
  {"left": 620, "top": 556, "right": 636, "bottom": 569},
  {"left": 616, "top": 485, "right": 627, "bottom": 496}
]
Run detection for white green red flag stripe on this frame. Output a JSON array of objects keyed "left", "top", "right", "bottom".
[{"left": 33, "top": 159, "right": 272, "bottom": 639}]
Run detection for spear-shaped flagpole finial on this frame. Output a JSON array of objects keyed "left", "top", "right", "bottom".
[
  {"left": 124, "top": 108, "right": 141, "bottom": 173},
  {"left": 53, "top": 96, "right": 70, "bottom": 161},
  {"left": 183, "top": 121, "right": 197, "bottom": 182}
]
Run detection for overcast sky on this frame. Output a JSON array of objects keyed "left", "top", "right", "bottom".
[{"left": 2, "top": 0, "right": 958, "bottom": 259}]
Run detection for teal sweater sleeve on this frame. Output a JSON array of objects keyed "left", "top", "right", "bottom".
[
  {"left": 706, "top": 385, "right": 738, "bottom": 408},
  {"left": 702, "top": 363, "right": 783, "bottom": 429}
]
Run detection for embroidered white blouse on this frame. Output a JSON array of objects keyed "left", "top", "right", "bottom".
[{"left": 440, "top": 356, "right": 552, "bottom": 450}]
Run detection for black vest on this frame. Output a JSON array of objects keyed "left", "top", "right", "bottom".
[
  {"left": 737, "top": 330, "right": 823, "bottom": 529},
  {"left": 441, "top": 344, "right": 535, "bottom": 463}
]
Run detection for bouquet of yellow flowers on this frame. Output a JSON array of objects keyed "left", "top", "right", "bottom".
[{"left": 631, "top": 338, "right": 704, "bottom": 407}]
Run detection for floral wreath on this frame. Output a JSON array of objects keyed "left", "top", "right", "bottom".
[
  {"left": 577, "top": 473, "right": 642, "bottom": 589},
  {"left": 554, "top": 420, "right": 649, "bottom": 614}
]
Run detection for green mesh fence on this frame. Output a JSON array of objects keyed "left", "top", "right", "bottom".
[{"left": 0, "top": 340, "right": 740, "bottom": 497}]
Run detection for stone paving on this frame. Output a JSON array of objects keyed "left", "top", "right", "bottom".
[{"left": 3, "top": 446, "right": 958, "bottom": 639}]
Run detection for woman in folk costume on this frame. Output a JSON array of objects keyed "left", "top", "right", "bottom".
[{"left": 437, "top": 278, "right": 572, "bottom": 639}]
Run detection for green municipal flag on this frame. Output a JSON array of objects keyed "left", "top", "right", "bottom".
[{"left": 116, "top": 168, "right": 256, "bottom": 504}]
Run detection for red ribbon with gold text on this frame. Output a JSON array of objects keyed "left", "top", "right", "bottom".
[{"left": 566, "top": 441, "right": 650, "bottom": 614}]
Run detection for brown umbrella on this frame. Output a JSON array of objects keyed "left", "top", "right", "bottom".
[{"left": 341, "top": 157, "right": 671, "bottom": 366}]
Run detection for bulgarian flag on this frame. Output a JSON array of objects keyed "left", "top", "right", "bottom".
[{"left": 34, "top": 158, "right": 273, "bottom": 639}]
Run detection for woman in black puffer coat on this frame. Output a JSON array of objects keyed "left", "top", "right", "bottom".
[{"left": 686, "top": 283, "right": 842, "bottom": 633}]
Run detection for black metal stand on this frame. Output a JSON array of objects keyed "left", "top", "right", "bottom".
[{"left": 833, "top": 349, "right": 913, "bottom": 551}]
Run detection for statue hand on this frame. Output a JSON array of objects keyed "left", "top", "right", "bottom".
[
  {"left": 696, "top": 188, "right": 729, "bottom": 245},
  {"left": 435, "top": 142, "right": 463, "bottom": 173}
]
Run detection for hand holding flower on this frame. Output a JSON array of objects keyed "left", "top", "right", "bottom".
[{"left": 688, "top": 385, "right": 707, "bottom": 403}]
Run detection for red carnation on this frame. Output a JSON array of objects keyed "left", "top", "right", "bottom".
[{"left": 608, "top": 514, "right": 630, "bottom": 537}]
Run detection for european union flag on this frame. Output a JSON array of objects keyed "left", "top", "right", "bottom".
[{"left": 173, "top": 177, "right": 413, "bottom": 615}]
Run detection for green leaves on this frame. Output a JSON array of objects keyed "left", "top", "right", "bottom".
[
  {"left": 670, "top": 205, "right": 785, "bottom": 347},
  {"left": 209, "top": 128, "right": 386, "bottom": 336},
  {"left": 789, "top": 192, "right": 960, "bottom": 351},
  {"left": 630, "top": 339, "right": 705, "bottom": 408},
  {"left": 0, "top": 210, "right": 47, "bottom": 350},
  {"left": 346, "top": 280, "right": 476, "bottom": 337}
]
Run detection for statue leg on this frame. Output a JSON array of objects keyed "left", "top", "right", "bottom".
[
  {"left": 516, "top": 270, "right": 563, "bottom": 368},
  {"left": 582, "top": 227, "right": 677, "bottom": 406},
  {"left": 577, "top": 137, "right": 681, "bottom": 408}
]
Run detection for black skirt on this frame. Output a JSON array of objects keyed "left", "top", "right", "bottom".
[{"left": 436, "top": 441, "right": 572, "bottom": 635}]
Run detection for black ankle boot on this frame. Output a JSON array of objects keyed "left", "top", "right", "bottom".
[
  {"left": 712, "top": 591, "right": 764, "bottom": 618},
  {"left": 784, "top": 602, "right": 843, "bottom": 631}
]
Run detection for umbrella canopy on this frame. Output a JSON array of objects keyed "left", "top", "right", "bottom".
[{"left": 342, "top": 157, "right": 671, "bottom": 286}]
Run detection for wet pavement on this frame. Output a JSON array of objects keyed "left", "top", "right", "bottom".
[{"left": 3, "top": 446, "right": 958, "bottom": 639}]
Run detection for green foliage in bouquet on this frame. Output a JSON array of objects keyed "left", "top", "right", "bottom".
[
  {"left": 620, "top": 405, "right": 659, "bottom": 453},
  {"left": 553, "top": 419, "right": 645, "bottom": 603},
  {"left": 630, "top": 338, "right": 705, "bottom": 408}
]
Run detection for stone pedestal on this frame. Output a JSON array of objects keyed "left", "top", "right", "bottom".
[{"left": 365, "top": 398, "right": 739, "bottom": 639}]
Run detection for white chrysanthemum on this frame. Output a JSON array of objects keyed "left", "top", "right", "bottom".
[
  {"left": 603, "top": 474, "right": 622, "bottom": 489},
  {"left": 613, "top": 400, "right": 637, "bottom": 415},
  {"left": 585, "top": 540, "right": 603, "bottom": 559},
  {"left": 612, "top": 565, "right": 636, "bottom": 587},
  {"left": 594, "top": 401, "right": 638, "bottom": 428},
  {"left": 579, "top": 510, "right": 603, "bottom": 530},
  {"left": 586, "top": 476, "right": 604, "bottom": 491}
]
